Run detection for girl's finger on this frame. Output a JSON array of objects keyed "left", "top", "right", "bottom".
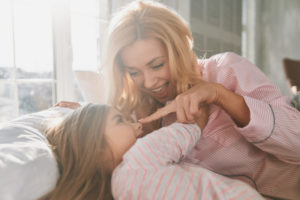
[{"left": 54, "top": 101, "right": 81, "bottom": 109}]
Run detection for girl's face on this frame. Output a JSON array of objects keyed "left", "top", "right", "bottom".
[
  {"left": 104, "top": 107, "right": 143, "bottom": 166},
  {"left": 120, "top": 38, "right": 176, "bottom": 104}
]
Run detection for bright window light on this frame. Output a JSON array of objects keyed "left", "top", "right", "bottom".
[{"left": 71, "top": 0, "right": 100, "bottom": 72}]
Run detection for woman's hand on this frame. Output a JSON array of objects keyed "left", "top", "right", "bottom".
[
  {"left": 170, "top": 80, "right": 221, "bottom": 123},
  {"left": 141, "top": 79, "right": 220, "bottom": 118},
  {"left": 138, "top": 81, "right": 213, "bottom": 130},
  {"left": 140, "top": 79, "right": 250, "bottom": 128},
  {"left": 139, "top": 100, "right": 209, "bottom": 130},
  {"left": 54, "top": 101, "right": 81, "bottom": 110}
]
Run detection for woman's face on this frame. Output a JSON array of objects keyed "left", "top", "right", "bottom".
[
  {"left": 120, "top": 38, "right": 176, "bottom": 104},
  {"left": 104, "top": 107, "right": 143, "bottom": 166}
]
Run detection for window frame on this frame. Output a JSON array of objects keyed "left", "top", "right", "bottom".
[
  {"left": 0, "top": 0, "right": 76, "bottom": 122},
  {"left": 52, "top": 0, "right": 76, "bottom": 102}
]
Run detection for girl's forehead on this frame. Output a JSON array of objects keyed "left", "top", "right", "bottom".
[
  {"left": 105, "top": 108, "right": 120, "bottom": 126},
  {"left": 107, "top": 107, "right": 122, "bottom": 117}
]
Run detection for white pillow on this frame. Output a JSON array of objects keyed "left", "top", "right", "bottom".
[
  {"left": 0, "top": 107, "right": 72, "bottom": 200},
  {"left": 74, "top": 70, "right": 107, "bottom": 103}
]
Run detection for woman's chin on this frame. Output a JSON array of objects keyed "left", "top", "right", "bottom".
[{"left": 154, "top": 95, "right": 172, "bottom": 104}]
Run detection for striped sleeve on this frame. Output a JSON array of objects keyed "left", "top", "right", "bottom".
[
  {"left": 112, "top": 120, "right": 264, "bottom": 200},
  {"left": 112, "top": 163, "right": 265, "bottom": 200},
  {"left": 122, "top": 123, "right": 201, "bottom": 169},
  {"left": 216, "top": 52, "right": 300, "bottom": 164}
]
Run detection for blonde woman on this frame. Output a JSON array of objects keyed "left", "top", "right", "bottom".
[
  {"left": 41, "top": 103, "right": 263, "bottom": 200},
  {"left": 59, "top": 1, "right": 300, "bottom": 199}
]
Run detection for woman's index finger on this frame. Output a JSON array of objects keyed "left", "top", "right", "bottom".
[{"left": 139, "top": 101, "right": 176, "bottom": 124}]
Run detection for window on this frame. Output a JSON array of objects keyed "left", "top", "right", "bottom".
[
  {"left": 155, "top": 0, "right": 242, "bottom": 58},
  {"left": 190, "top": 0, "right": 242, "bottom": 58},
  {"left": 0, "top": 0, "right": 108, "bottom": 122},
  {"left": 70, "top": 0, "right": 109, "bottom": 101},
  {"left": 0, "top": 0, "right": 55, "bottom": 122}
]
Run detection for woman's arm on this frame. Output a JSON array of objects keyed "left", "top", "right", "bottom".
[
  {"left": 141, "top": 52, "right": 300, "bottom": 164},
  {"left": 214, "top": 52, "right": 300, "bottom": 164},
  {"left": 214, "top": 83, "right": 250, "bottom": 127}
]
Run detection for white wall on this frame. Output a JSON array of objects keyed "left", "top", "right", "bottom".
[{"left": 250, "top": 0, "right": 300, "bottom": 96}]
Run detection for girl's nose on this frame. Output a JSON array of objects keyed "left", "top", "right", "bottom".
[{"left": 132, "top": 122, "right": 143, "bottom": 137}]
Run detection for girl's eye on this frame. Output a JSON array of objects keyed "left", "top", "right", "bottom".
[
  {"left": 152, "top": 63, "right": 164, "bottom": 69},
  {"left": 128, "top": 71, "right": 139, "bottom": 77},
  {"left": 117, "top": 115, "right": 124, "bottom": 123}
]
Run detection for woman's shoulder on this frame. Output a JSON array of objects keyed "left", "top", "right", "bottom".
[
  {"left": 201, "top": 52, "right": 244, "bottom": 68},
  {"left": 198, "top": 52, "right": 241, "bottom": 81},
  {"left": 199, "top": 51, "right": 273, "bottom": 89}
]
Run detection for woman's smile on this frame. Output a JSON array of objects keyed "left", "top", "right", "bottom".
[
  {"left": 121, "top": 38, "right": 175, "bottom": 104},
  {"left": 148, "top": 82, "right": 170, "bottom": 100}
]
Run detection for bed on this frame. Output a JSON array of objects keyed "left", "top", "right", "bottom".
[{"left": 0, "top": 107, "right": 72, "bottom": 200}]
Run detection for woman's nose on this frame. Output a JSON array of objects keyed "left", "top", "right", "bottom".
[{"left": 143, "top": 72, "right": 156, "bottom": 89}]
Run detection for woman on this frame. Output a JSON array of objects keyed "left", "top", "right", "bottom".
[
  {"left": 42, "top": 103, "right": 263, "bottom": 200},
  {"left": 59, "top": 1, "right": 300, "bottom": 199}
]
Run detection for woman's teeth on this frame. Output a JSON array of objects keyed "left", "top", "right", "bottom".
[
  {"left": 152, "top": 87, "right": 163, "bottom": 93},
  {"left": 152, "top": 84, "right": 167, "bottom": 93}
]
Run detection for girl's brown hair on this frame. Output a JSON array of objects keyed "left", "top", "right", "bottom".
[
  {"left": 102, "top": 1, "right": 201, "bottom": 132},
  {"left": 40, "top": 104, "right": 113, "bottom": 200}
]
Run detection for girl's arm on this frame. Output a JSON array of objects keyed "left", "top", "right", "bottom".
[{"left": 122, "top": 123, "right": 201, "bottom": 169}]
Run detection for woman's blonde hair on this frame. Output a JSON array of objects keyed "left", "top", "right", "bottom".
[
  {"left": 40, "top": 104, "right": 113, "bottom": 200},
  {"left": 102, "top": 0, "right": 201, "bottom": 131}
]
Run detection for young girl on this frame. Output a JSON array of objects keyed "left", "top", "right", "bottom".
[{"left": 41, "top": 103, "right": 263, "bottom": 200}]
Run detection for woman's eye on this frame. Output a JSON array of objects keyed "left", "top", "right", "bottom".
[{"left": 152, "top": 63, "right": 164, "bottom": 69}]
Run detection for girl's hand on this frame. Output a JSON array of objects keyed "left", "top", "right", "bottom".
[{"left": 54, "top": 101, "right": 81, "bottom": 110}]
